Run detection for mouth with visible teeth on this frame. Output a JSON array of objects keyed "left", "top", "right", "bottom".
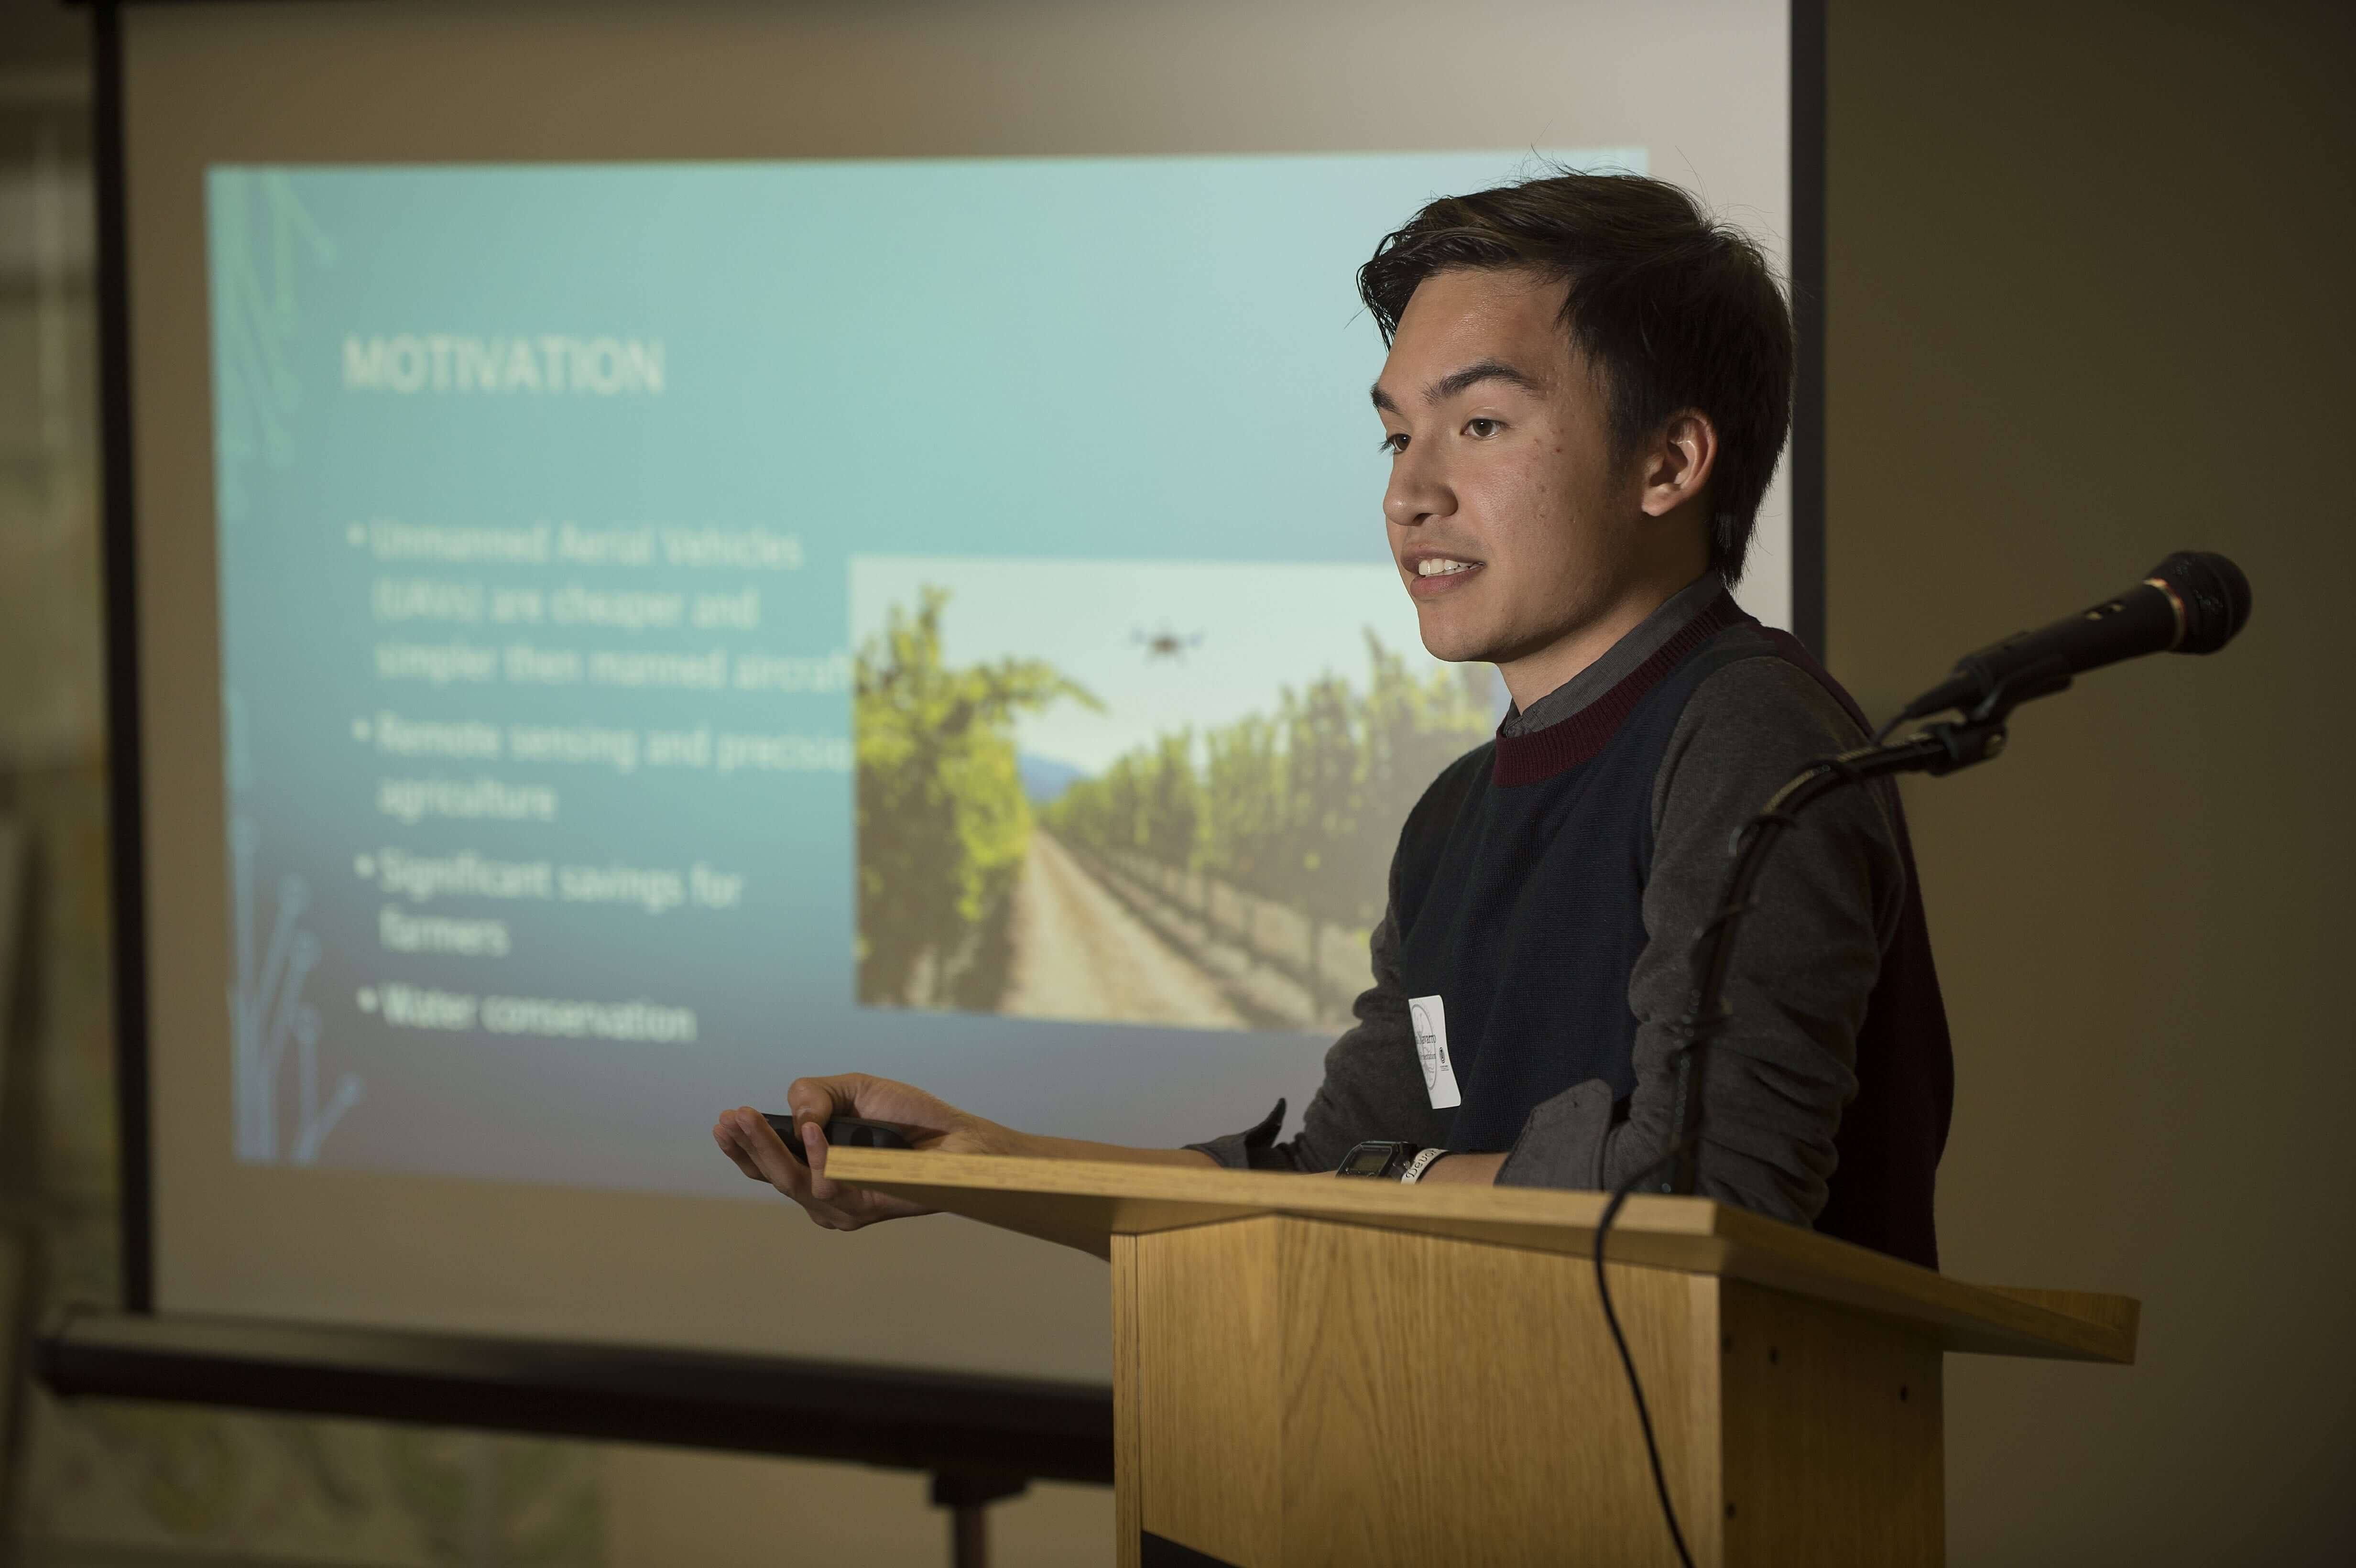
[{"left": 1405, "top": 552, "right": 1485, "bottom": 598}]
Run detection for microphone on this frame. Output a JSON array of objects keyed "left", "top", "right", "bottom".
[{"left": 1897, "top": 550, "right": 2252, "bottom": 722}]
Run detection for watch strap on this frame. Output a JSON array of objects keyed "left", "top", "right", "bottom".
[{"left": 1398, "top": 1147, "right": 1449, "bottom": 1184}]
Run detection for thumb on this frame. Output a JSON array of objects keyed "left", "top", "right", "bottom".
[{"left": 785, "top": 1073, "right": 864, "bottom": 1131}]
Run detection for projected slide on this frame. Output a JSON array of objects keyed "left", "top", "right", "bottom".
[
  {"left": 206, "top": 151, "right": 1635, "bottom": 1194},
  {"left": 851, "top": 556, "right": 1494, "bottom": 1034}
]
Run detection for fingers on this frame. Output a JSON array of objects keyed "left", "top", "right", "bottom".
[
  {"left": 805, "top": 1117, "right": 854, "bottom": 1209},
  {"left": 711, "top": 1111, "right": 786, "bottom": 1187},
  {"left": 795, "top": 1122, "right": 892, "bottom": 1231},
  {"left": 712, "top": 1089, "right": 938, "bottom": 1233},
  {"left": 744, "top": 1108, "right": 816, "bottom": 1192},
  {"left": 711, "top": 1116, "right": 767, "bottom": 1181},
  {"left": 711, "top": 1110, "right": 769, "bottom": 1179},
  {"left": 707, "top": 1106, "right": 791, "bottom": 1191},
  {"left": 709, "top": 1105, "right": 880, "bottom": 1230}
]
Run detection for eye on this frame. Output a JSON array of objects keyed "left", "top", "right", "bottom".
[
  {"left": 1378, "top": 431, "right": 1408, "bottom": 455},
  {"left": 1464, "top": 417, "right": 1504, "bottom": 439}
]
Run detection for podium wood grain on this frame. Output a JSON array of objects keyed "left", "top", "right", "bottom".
[
  {"left": 827, "top": 1149, "right": 2137, "bottom": 1363},
  {"left": 827, "top": 1149, "right": 2132, "bottom": 1566}
]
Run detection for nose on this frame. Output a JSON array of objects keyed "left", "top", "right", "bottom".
[{"left": 1384, "top": 436, "right": 1451, "bottom": 531}]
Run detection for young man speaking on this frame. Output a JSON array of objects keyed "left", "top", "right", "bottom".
[{"left": 715, "top": 172, "right": 1952, "bottom": 1268}]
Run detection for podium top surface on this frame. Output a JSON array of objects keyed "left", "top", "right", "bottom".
[{"left": 826, "top": 1148, "right": 2137, "bottom": 1365}]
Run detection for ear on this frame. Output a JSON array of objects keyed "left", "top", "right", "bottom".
[{"left": 1637, "top": 411, "right": 1720, "bottom": 518}]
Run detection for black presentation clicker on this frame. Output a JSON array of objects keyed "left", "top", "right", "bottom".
[{"left": 764, "top": 1113, "right": 915, "bottom": 1164}]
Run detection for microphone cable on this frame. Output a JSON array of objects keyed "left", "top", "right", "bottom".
[{"left": 1592, "top": 1141, "right": 1697, "bottom": 1568}]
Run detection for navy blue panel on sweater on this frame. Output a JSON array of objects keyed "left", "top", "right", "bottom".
[{"left": 1389, "top": 594, "right": 1952, "bottom": 1268}]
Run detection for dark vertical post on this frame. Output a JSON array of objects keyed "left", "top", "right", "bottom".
[
  {"left": 930, "top": 1471, "right": 1027, "bottom": 1568},
  {"left": 89, "top": 0, "right": 153, "bottom": 1314},
  {"left": 1790, "top": 0, "right": 1829, "bottom": 658},
  {"left": 949, "top": 1502, "right": 986, "bottom": 1568}
]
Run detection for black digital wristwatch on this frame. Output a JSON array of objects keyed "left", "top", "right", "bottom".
[{"left": 1335, "top": 1139, "right": 1423, "bottom": 1179}]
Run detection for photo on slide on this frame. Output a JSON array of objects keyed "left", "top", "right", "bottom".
[{"left": 849, "top": 556, "right": 1499, "bottom": 1034}]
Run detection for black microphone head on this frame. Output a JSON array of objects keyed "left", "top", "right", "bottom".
[{"left": 2149, "top": 550, "right": 2251, "bottom": 654}]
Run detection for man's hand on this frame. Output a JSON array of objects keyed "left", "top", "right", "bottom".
[
  {"left": 715, "top": 1073, "right": 1222, "bottom": 1235},
  {"left": 711, "top": 1073, "right": 1011, "bottom": 1231}
]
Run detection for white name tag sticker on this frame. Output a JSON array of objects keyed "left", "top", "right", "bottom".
[{"left": 1408, "top": 994, "right": 1461, "bottom": 1109}]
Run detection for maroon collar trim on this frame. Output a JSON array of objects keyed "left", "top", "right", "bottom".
[{"left": 1491, "top": 590, "right": 1747, "bottom": 788}]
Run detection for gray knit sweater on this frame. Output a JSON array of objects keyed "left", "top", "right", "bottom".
[{"left": 1188, "top": 574, "right": 1911, "bottom": 1232}]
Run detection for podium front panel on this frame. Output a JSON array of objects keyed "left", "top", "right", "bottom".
[{"left": 1113, "top": 1216, "right": 1942, "bottom": 1567}]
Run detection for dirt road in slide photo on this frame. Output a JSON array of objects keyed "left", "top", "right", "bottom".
[{"left": 1000, "top": 829, "right": 1248, "bottom": 1030}]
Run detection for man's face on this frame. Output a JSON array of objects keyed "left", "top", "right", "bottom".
[{"left": 1373, "top": 268, "right": 1652, "bottom": 671}]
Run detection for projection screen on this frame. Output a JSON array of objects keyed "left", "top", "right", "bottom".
[{"left": 117, "top": 0, "right": 1808, "bottom": 1381}]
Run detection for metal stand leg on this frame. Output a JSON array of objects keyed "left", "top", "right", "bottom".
[{"left": 930, "top": 1471, "right": 1028, "bottom": 1568}]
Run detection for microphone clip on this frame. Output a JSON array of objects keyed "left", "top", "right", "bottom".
[
  {"left": 1894, "top": 659, "right": 2062, "bottom": 775},
  {"left": 1916, "top": 715, "right": 2009, "bottom": 776},
  {"left": 1961, "top": 653, "right": 2073, "bottom": 727}
]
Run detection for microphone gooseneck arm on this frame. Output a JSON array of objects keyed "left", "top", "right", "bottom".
[{"left": 1660, "top": 716, "right": 2006, "bottom": 1194}]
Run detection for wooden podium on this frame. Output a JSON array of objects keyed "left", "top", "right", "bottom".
[{"left": 827, "top": 1150, "right": 2136, "bottom": 1568}]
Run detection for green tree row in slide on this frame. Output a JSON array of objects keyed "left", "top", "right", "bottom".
[
  {"left": 854, "top": 587, "right": 1095, "bottom": 1009},
  {"left": 1046, "top": 633, "right": 1494, "bottom": 948}
]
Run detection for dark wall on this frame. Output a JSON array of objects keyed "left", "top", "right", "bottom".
[{"left": 1828, "top": 3, "right": 2355, "bottom": 1560}]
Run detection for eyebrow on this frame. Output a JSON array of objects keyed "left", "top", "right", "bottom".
[{"left": 1369, "top": 358, "right": 1548, "bottom": 415}]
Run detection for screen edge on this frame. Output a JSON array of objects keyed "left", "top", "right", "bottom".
[
  {"left": 96, "top": 0, "right": 156, "bottom": 1318},
  {"left": 1790, "top": 0, "right": 1828, "bottom": 657}
]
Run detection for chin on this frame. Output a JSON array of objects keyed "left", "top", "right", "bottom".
[{"left": 1413, "top": 610, "right": 1503, "bottom": 667}]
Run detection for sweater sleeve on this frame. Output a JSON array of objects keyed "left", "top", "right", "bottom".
[{"left": 1494, "top": 656, "right": 1906, "bottom": 1227}]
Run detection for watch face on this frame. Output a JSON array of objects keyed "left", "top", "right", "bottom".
[{"left": 1341, "top": 1143, "right": 1399, "bottom": 1177}]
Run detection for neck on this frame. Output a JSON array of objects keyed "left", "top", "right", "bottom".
[{"left": 1495, "top": 563, "right": 1715, "bottom": 711}]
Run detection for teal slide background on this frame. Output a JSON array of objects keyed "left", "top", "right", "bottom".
[{"left": 207, "top": 149, "right": 1642, "bottom": 1195}]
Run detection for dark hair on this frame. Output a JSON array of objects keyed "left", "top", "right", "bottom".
[{"left": 1357, "top": 171, "right": 1794, "bottom": 582}]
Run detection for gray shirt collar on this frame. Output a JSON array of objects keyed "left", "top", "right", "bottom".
[{"left": 1496, "top": 572, "right": 1729, "bottom": 738}]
